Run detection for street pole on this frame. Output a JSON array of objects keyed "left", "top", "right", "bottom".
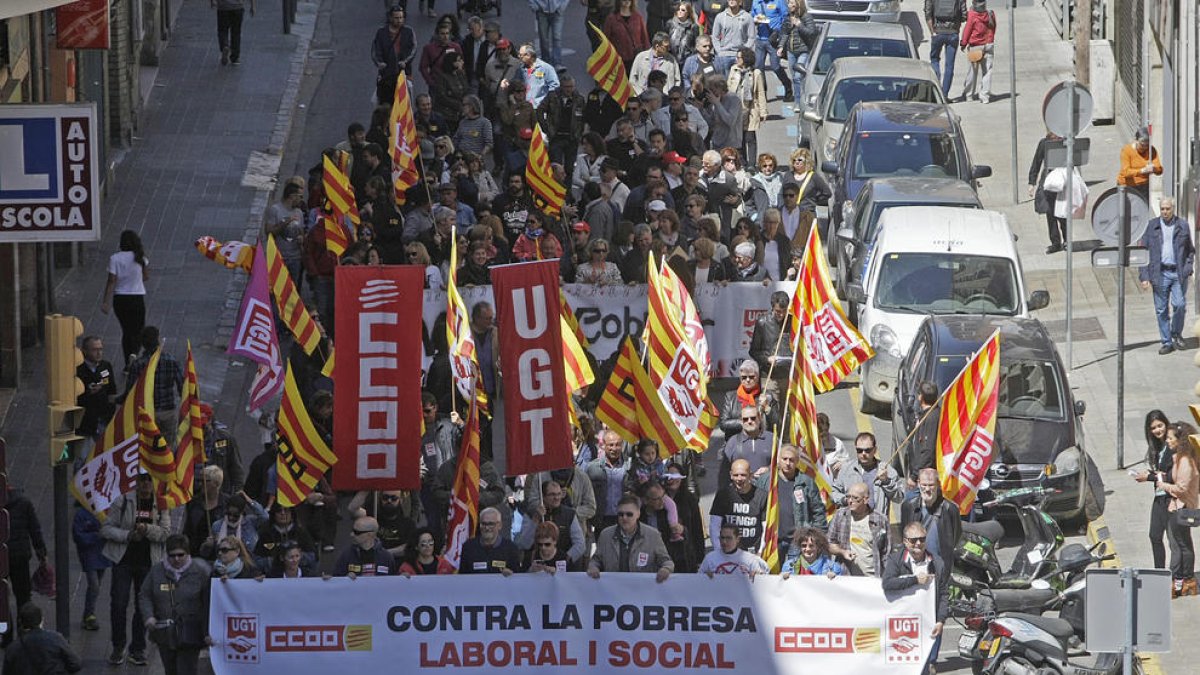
[
  {"left": 1008, "top": 0, "right": 1018, "bottom": 204},
  {"left": 1116, "top": 186, "right": 1128, "bottom": 468},
  {"left": 1065, "top": 77, "right": 1076, "bottom": 370},
  {"left": 53, "top": 464, "right": 69, "bottom": 636}
]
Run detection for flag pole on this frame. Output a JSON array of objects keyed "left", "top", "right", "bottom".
[{"left": 764, "top": 300, "right": 795, "bottom": 383}]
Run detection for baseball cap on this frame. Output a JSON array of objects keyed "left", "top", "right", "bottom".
[
  {"left": 646, "top": 200, "right": 667, "bottom": 213},
  {"left": 663, "top": 151, "right": 687, "bottom": 164},
  {"left": 496, "top": 38, "right": 512, "bottom": 50},
  {"left": 572, "top": 221, "right": 591, "bottom": 233},
  {"left": 518, "top": 127, "right": 534, "bottom": 140}
]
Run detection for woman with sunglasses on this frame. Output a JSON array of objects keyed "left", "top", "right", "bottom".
[
  {"left": 528, "top": 522, "right": 573, "bottom": 574},
  {"left": 140, "top": 534, "right": 212, "bottom": 675},
  {"left": 212, "top": 536, "right": 261, "bottom": 581},
  {"left": 575, "top": 238, "right": 623, "bottom": 285},
  {"left": 781, "top": 527, "right": 845, "bottom": 578},
  {"left": 399, "top": 528, "right": 455, "bottom": 576}
]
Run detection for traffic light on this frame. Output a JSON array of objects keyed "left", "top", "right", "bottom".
[{"left": 45, "top": 315, "right": 84, "bottom": 466}]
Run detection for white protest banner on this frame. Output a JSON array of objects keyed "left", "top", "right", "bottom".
[
  {"left": 423, "top": 282, "right": 795, "bottom": 378},
  {"left": 209, "top": 573, "right": 934, "bottom": 674}
]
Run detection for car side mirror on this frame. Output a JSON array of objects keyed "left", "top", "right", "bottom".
[
  {"left": 836, "top": 226, "right": 856, "bottom": 243},
  {"left": 1027, "top": 290, "right": 1050, "bottom": 311},
  {"left": 972, "top": 165, "right": 993, "bottom": 179},
  {"left": 1074, "top": 400, "right": 1087, "bottom": 416},
  {"left": 802, "top": 110, "right": 823, "bottom": 124},
  {"left": 846, "top": 283, "right": 866, "bottom": 304},
  {"left": 821, "top": 161, "right": 839, "bottom": 176}
]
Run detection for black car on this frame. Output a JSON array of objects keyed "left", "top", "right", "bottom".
[{"left": 890, "top": 316, "right": 1095, "bottom": 521}]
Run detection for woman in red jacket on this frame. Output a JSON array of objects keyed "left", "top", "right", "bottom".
[
  {"left": 959, "top": 0, "right": 996, "bottom": 103},
  {"left": 604, "top": 0, "right": 651, "bottom": 71}
]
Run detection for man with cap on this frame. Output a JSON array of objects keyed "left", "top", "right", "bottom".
[
  {"left": 200, "top": 403, "right": 244, "bottom": 497},
  {"left": 662, "top": 150, "right": 688, "bottom": 189},
  {"left": 560, "top": 221, "right": 593, "bottom": 281},
  {"left": 1118, "top": 127, "right": 1163, "bottom": 203},
  {"left": 483, "top": 38, "right": 520, "bottom": 118},
  {"left": 437, "top": 182, "right": 476, "bottom": 234}
]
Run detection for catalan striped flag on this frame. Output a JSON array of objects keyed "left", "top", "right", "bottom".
[
  {"left": 389, "top": 71, "right": 421, "bottom": 205},
  {"left": 791, "top": 223, "right": 874, "bottom": 392},
  {"left": 322, "top": 155, "right": 358, "bottom": 257},
  {"left": 595, "top": 337, "right": 641, "bottom": 445},
  {"left": 171, "top": 342, "right": 206, "bottom": 507},
  {"left": 195, "top": 236, "right": 253, "bottom": 271},
  {"left": 759, "top": 432, "right": 783, "bottom": 572},
  {"left": 936, "top": 331, "right": 1001, "bottom": 515},
  {"left": 446, "top": 235, "right": 487, "bottom": 412},
  {"left": 587, "top": 23, "right": 633, "bottom": 109},
  {"left": 265, "top": 236, "right": 321, "bottom": 355},
  {"left": 785, "top": 341, "right": 837, "bottom": 518},
  {"left": 136, "top": 408, "right": 188, "bottom": 510},
  {"left": 558, "top": 290, "right": 594, "bottom": 393},
  {"left": 643, "top": 255, "right": 708, "bottom": 454},
  {"left": 526, "top": 123, "right": 566, "bottom": 216},
  {"left": 320, "top": 347, "right": 336, "bottom": 379},
  {"left": 275, "top": 363, "right": 339, "bottom": 507},
  {"left": 444, "top": 391, "right": 482, "bottom": 570},
  {"left": 632, "top": 340, "right": 688, "bottom": 459}
]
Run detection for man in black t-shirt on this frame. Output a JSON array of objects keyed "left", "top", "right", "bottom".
[
  {"left": 76, "top": 336, "right": 118, "bottom": 443},
  {"left": 708, "top": 459, "right": 768, "bottom": 553}
]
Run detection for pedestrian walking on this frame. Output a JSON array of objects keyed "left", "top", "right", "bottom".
[
  {"left": 2, "top": 604, "right": 82, "bottom": 674},
  {"left": 958, "top": 0, "right": 995, "bottom": 103},
  {"left": 924, "top": 0, "right": 967, "bottom": 95},
  {"left": 1132, "top": 410, "right": 1173, "bottom": 569},
  {"left": 1117, "top": 126, "right": 1163, "bottom": 203},
  {"left": 1154, "top": 423, "right": 1199, "bottom": 597},
  {"left": 1028, "top": 131, "right": 1067, "bottom": 253},
  {"left": 73, "top": 502, "right": 112, "bottom": 632},
  {"left": 1138, "top": 197, "right": 1195, "bottom": 354},
  {"left": 531, "top": 0, "right": 571, "bottom": 67},
  {"left": 1, "top": 486, "right": 47, "bottom": 646},
  {"left": 140, "top": 534, "right": 214, "bottom": 675},
  {"left": 371, "top": 6, "right": 417, "bottom": 105},
  {"left": 100, "top": 229, "right": 148, "bottom": 367},
  {"left": 212, "top": 0, "right": 255, "bottom": 66},
  {"left": 778, "top": 0, "right": 817, "bottom": 110}
]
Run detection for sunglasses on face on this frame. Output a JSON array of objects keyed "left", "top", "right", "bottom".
[
  {"left": 218, "top": 547, "right": 237, "bottom": 554},
  {"left": 906, "top": 536, "right": 927, "bottom": 543},
  {"left": 617, "top": 511, "right": 637, "bottom": 518},
  {"left": 352, "top": 529, "right": 376, "bottom": 536},
  {"left": 855, "top": 446, "right": 875, "bottom": 453},
  {"left": 381, "top": 495, "right": 401, "bottom": 502},
  {"left": 741, "top": 415, "right": 758, "bottom": 421}
]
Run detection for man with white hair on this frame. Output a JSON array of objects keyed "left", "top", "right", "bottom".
[
  {"left": 731, "top": 241, "right": 766, "bottom": 281},
  {"left": 1139, "top": 196, "right": 1195, "bottom": 354},
  {"left": 458, "top": 507, "right": 521, "bottom": 575}
]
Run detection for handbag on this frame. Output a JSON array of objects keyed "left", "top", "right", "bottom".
[
  {"left": 32, "top": 560, "right": 55, "bottom": 598},
  {"left": 967, "top": 46, "right": 985, "bottom": 63}
]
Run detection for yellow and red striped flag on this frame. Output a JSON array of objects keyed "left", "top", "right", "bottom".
[
  {"left": 322, "top": 154, "right": 358, "bottom": 257},
  {"left": 785, "top": 342, "right": 837, "bottom": 518},
  {"left": 275, "top": 363, "right": 339, "bottom": 507},
  {"left": 444, "top": 391, "right": 482, "bottom": 570},
  {"left": 320, "top": 346, "right": 336, "bottom": 379},
  {"left": 390, "top": 71, "right": 421, "bottom": 205},
  {"left": 526, "top": 123, "right": 566, "bottom": 216},
  {"left": 586, "top": 23, "right": 633, "bottom": 109},
  {"left": 559, "top": 290, "right": 594, "bottom": 393},
  {"left": 135, "top": 405, "right": 187, "bottom": 510},
  {"left": 643, "top": 255, "right": 709, "bottom": 454},
  {"left": 632, "top": 341, "right": 688, "bottom": 459},
  {"left": 195, "top": 236, "right": 253, "bottom": 271},
  {"left": 595, "top": 337, "right": 641, "bottom": 445},
  {"left": 170, "top": 342, "right": 205, "bottom": 507},
  {"left": 936, "top": 331, "right": 1001, "bottom": 515},
  {"left": 265, "top": 235, "right": 321, "bottom": 355},
  {"left": 791, "top": 223, "right": 873, "bottom": 392},
  {"left": 446, "top": 235, "right": 488, "bottom": 414},
  {"left": 759, "top": 432, "right": 783, "bottom": 572}
]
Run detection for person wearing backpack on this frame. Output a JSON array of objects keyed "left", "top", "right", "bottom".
[
  {"left": 924, "top": 0, "right": 967, "bottom": 95},
  {"left": 959, "top": 0, "right": 996, "bottom": 103}
]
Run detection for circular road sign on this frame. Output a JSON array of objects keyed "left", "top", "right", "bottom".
[
  {"left": 1091, "top": 187, "right": 1150, "bottom": 246},
  {"left": 1042, "top": 81, "right": 1095, "bottom": 138}
]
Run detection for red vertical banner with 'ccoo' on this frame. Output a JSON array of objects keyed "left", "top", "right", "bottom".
[
  {"left": 491, "top": 260, "right": 573, "bottom": 476},
  {"left": 333, "top": 266, "right": 424, "bottom": 490}
]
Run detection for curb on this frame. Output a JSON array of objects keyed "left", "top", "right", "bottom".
[{"left": 1086, "top": 515, "right": 1166, "bottom": 675}]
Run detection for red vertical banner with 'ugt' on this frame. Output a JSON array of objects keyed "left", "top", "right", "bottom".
[
  {"left": 333, "top": 266, "right": 424, "bottom": 490},
  {"left": 491, "top": 261, "right": 573, "bottom": 476}
]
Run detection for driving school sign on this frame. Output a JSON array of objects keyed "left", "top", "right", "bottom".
[{"left": 0, "top": 103, "right": 100, "bottom": 242}]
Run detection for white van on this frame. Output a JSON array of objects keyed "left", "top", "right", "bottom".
[{"left": 846, "top": 206, "right": 1049, "bottom": 415}]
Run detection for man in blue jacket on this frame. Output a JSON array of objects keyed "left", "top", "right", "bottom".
[{"left": 1139, "top": 197, "right": 1195, "bottom": 354}]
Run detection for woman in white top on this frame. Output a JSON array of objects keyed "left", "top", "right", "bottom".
[
  {"left": 571, "top": 132, "right": 609, "bottom": 202},
  {"left": 101, "top": 230, "right": 149, "bottom": 366}
]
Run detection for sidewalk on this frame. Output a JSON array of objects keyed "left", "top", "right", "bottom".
[{"left": 0, "top": 0, "right": 319, "bottom": 670}]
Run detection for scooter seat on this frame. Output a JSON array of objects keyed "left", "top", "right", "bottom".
[
  {"left": 992, "top": 587, "right": 1058, "bottom": 613},
  {"left": 961, "top": 519, "right": 1005, "bottom": 544},
  {"left": 1008, "top": 613, "right": 1075, "bottom": 641},
  {"left": 993, "top": 573, "right": 1033, "bottom": 590}
]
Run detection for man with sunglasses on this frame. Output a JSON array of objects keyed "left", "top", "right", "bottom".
[
  {"left": 831, "top": 431, "right": 903, "bottom": 518},
  {"left": 460, "top": 507, "right": 521, "bottom": 575},
  {"left": 333, "top": 517, "right": 396, "bottom": 578},
  {"left": 882, "top": 522, "right": 949, "bottom": 674},
  {"left": 588, "top": 495, "right": 674, "bottom": 582},
  {"left": 754, "top": 444, "right": 824, "bottom": 562},
  {"left": 900, "top": 467, "right": 962, "bottom": 570}
]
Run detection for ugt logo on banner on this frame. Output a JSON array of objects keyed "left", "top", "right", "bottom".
[
  {"left": 333, "top": 266, "right": 424, "bottom": 490},
  {"left": 492, "top": 261, "right": 573, "bottom": 475}
]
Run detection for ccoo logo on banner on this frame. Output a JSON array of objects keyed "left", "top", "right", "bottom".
[{"left": 0, "top": 104, "right": 100, "bottom": 242}]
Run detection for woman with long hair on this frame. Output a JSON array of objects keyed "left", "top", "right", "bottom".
[
  {"left": 666, "top": 2, "right": 699, "bottom": 61},
  {"left": 727, "top": 48, "right": 768, "bottom": 168},
  {"left": 101, "top": 230, "right": 149, "bottom": 366},
  {"left": 1133, "top": 410, "right": 1173, "bottom": 569},
  {"left": 1158, "top": 422, "right": 1199, "bottom": 597},
  {"left": 572, "top": 132, "right": 610, "bottom": 201},
  {"left": 604, "top": 0, "right": 650, "bottom": 71},
  {"left": 212, "top": 536, "right": 261, "bottom": 581},
  {"left": 399, "top": 528, "right": 455, "bottom": 575}
]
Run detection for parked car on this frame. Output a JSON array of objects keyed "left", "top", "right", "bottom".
[
  {"left": 806, "top": 0, "right": 902, "bottom": 23},
  {"left": 797, "top": 21, "right": 917, "bottom": 146},
  {"left": 847, "top": 205, "right": 1048, "bottom": 415},
  {"left": 891, "top": 315, "right": 1093, "bottom": 520},
  {"left": 819, "top": 101, "right": 992, "bottom": 239},
  {"left": 802, "top": 57, "right": 947, "bottom": 174},
  {"left": 833, "top": 176, "right": 982, "bottom": 305}
]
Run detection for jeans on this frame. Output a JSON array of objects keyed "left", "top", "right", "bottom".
[
  {"left": 929, "top": 32, "right": 959, "bottom": 95},
  {"left": 1151, "top": 270, "right": 1187, "bottom": 345},
  {"left": 960, "top": 43, "right": 994, "bottom": 100},
  {"left": 84, "top": 568, "right": 108, "bottom": 618},
  {"left": 1151, "top": 494, "right": 1171, "bottom": 569},
  {"left": 754, "top": 39, "right": 791, "bottom": 96},
  {"left": 1168, "top": 511, "right": 1195, "bottom": 580},
  {"left": 743, "top": 130, "right": 758, "bottom": 170},
  {"left": 788, "top": 52, "right": 809, "bottom": 110},
  {"left": 535, "top": 11, "right": 565, "bottom": 66},
  {"left": 216, "top": 8, "right": 245, "bottom": 63},
  {"left": 111, "top": 562, "right": 150, "bottom": 654},
  {"left": 715, "top": 55, "right": 737, "bottom": 75}
]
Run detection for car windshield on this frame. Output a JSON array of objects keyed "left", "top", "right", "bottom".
[
  {"left": 850, "top": 132, "right": 961, "bottom": 180},
  {"left": 874, "top": 253, "right": 1020, "bottom": 315},
  {"left": 827, "top": 77, "right": 942, "bottom": 122},
  {"left": 933, "top": 358, "right": 1066, "bottom": 421},
  {"left": 814, "top": 38, "right": 912, "bottom": 76}
]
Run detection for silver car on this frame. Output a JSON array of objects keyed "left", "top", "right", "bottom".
[
  {"left": 806, "top": 0, "right": 902, "bottom": 23},
  {"left": 803, "top": 57, "right": 946, "bottom": 176},
  {"left": 797, "top": 22, "right": 917, "bottom": 147}
]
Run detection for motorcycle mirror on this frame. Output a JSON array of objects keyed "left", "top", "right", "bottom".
[{"left": 976, "top": 478, "right": 991, "bottom": 492}]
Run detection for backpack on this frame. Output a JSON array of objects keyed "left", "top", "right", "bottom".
[{"left": 933, "top": 0, "right": 959, "bottom": 23}]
